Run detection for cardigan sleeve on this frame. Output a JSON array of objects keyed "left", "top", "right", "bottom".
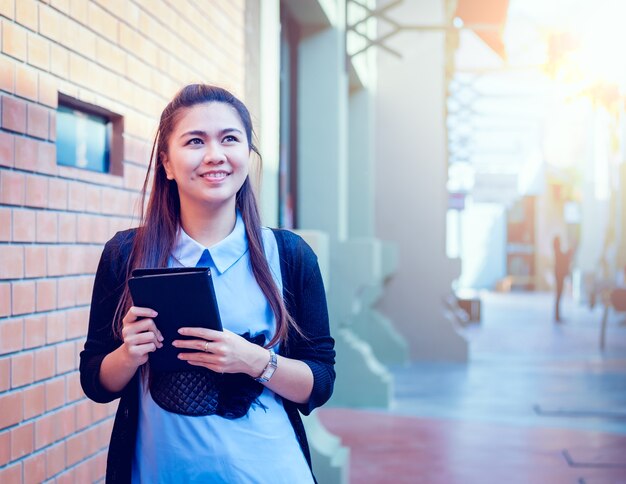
[
  {"left": 282, "top": 234, "right": 336, "bottom": 416},
  {"left": 79, "top": 230, "right": 135, "bottom": 404}
]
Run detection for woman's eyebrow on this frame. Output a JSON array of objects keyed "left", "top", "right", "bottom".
[{"left": 179, "top": 128, "right": 243, "bottom": 139}]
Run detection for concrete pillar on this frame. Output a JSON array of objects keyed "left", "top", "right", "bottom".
[
  {"left": 297, "top": 2, "right": 393, "bottom": 406},
  {"left": 374, "top": 0, "right": 467, "bottom": 361},
  {"left": 347, "top": 86, "right": 408, "bottom": 365}
]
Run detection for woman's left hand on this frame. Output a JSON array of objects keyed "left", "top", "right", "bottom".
[{"left": 172, "top": 327, "right": 268, "bottom": 377}]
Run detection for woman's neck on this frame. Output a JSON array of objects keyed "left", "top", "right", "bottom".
[{"left": 179, "top": 200, "right": 237, "bottom": 248}]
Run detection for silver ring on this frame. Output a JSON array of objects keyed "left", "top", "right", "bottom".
[{"left": 204, "top": 341, "right": 210, "bottom": 353}]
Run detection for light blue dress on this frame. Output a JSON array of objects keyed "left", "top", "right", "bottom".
[{"left": 131, "top": 213, "right": 314, "bottom": 483}]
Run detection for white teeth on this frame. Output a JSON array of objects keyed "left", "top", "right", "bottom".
[{"left": 203, "top": 172, "right": 228, "bottom": 179}]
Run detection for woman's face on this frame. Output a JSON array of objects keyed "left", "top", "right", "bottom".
[{"left": 162, "top": 102, "right": 250, "bottom": 211}]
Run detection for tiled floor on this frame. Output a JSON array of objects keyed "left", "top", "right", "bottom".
[{"left": 318, "top": 292, "right": 626, "bottom": 483}]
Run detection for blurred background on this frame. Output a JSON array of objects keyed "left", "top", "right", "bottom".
[{"left": 0, "top": 0, "right": 625, "bottom": 482}]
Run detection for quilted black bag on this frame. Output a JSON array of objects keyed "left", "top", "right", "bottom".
[{"left": 148, "top": 332, "right": 267, "bottom": 418}]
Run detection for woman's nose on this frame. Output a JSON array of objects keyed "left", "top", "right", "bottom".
[{"left": 203, "top": 142, "right": 226, "bottom": 164}]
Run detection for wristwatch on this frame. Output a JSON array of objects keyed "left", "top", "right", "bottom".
[{"left": 255, "top": 348, "right": 277, "bottom": 383}]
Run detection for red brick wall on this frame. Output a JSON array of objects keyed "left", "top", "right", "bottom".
[{"left": 0, "top": 1, "right": 248, "bottom": 482}]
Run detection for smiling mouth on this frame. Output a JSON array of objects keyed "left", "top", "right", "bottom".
[{"left": 200, "top": 172, "right": 230, "bottom": 180}]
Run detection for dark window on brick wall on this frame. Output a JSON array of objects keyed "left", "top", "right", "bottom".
[{"left": 56, "top": 93, "right": 124, "bottom": 175}]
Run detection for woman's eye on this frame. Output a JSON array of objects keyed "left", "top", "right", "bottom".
[
  {"left": 223, "top": 135, "right": 239, "bottom": 143},
  {"left": 186, "top": 138, "right": 203, "bottom": 145}
]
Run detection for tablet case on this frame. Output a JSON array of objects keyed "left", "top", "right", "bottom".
[{"left": 128, "top": 266, "right": 223, "bottom": 372}]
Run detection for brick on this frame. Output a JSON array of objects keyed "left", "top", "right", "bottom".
[
  {"left": 57, "top": 212, "right": 76, "bottom": 242},
  {"left": 58, "top": 404, "right": 75, "bottom": 439},
  {"left": 10, "top": 421, "right": 34, "bottom": 460},
  {"left": 46, "top": 310, "right": 66, "bottom": 343},
  {"left": 25, "top": 245, "right": 46, "bottom": 277},
  {"left": 11, "top": 350, "right": 34, "bottom": 387},
  {"left": 39, "top": 5, "right": 61, "bottom": 42},
  {"left": 48, "top": 177, "right": 68, "bottom": 209},
  {"left": 49, "top": 43, "right": 69, "bottom": 78},
  {"left": 0, "top": 281, "right": 9, "bottom": 316},
  {"left": 47, "top": 245, "right": 70, "bottom": 276},
  {"left": 75, "top": 25, "right": 96, "bottom": 59},
  {"left": 57, "top": 276, "right": 75, "bottom": 308},
  {"left": 75, "top": 276, "right": 93, "bottom": 305},
  {"left": 15, "top": 135, "right": 39, "bottom": 171},
  {"left": 68, "top": 52, "right": 88, "bottom": 87},
  {"left": 0, "top": 391, "right": 23, "bottom": 429},
  {"left": 0, "top": 463, "right": 21, "bottom": 484},
  {"left": 23, "top": 314, "right": 46, "bottom": 348},
  {"left": 66, "top": 307, "right": 87, "bottom": 338},
  {"left": 25, "top": 174, "right": 48, "bottom": 208},
  {"left": 2, "top": 20, "right": 28, "bottom": 61},
  {"left": 15, "top": 64, "right": 38, "bottom": 101},
  {"left": 38, "top": 73, "right": 57, "bottom": 108},
  {"left": 27, "top": 103, "right": 49, "bottom": 139},
  {"left": 0, "top": 245, "right": 24, "bottom": 278},
  {"left": 0, "top": 130, "right": 15, "bottom": 167},
  {"left": 27, "top": 32, "right": 49, "bottom": 71},
  {"left": 0, "top": 317, "right": 23, "bottom": 354},
  {"left": 0, "top": 430, "right": 9, "bottom": 465},
  {"left": 0, "top": 169, "right": 25, "bottom": 205},
  {"left": 87, "top": 3, "right": 118, "bottom": 42},
  {"left": 68, "top": 181, "right": 86, "bottom": 211},
  {"left": 11, "top": 209, "right": 35, "bottom": 241},
  {"left": 0, "top": 54, "right": 15, "bottom": 92},
  {"left": 36, "top": 140, "right": 55, "bottom": 174},
  {"left": 45, "top": 441, "right": 65, "bottom": 478},
  {"left": 56, "top": 341, "right": 75, "bottom": 374},
  {"left": 0, "top": 357, "right": 9, "bottom": 391},
  {"left": 0, "top": 0, "right": 15, "bottom": 19},
  {"left": 16, "top": 0, "right": 38, "bottom": 31},
  {"left": 45, "top": 376, "right": 65, "bottom": 410},
  {"left": 36, "top": 278, "right": 56, "bottom": 312},
  {"left": 34, "top": 346, "right": 55, "bottom": 381},
  {"left": 95, "top": 37, "right": 125, "bottom": 74},
  {"left": 34, "top": 412, "right": 58, "bottom": 449},
  {"left": 65, "top": 371, "right": 82, "bottom": 402},
  {"left": 36, "top": 210, "right": 57, "bottom": 242},
  {"left": 75, "top": 400, "right": 91, "bottom": 430},
  {"left": 23, "top": 383, "right": 45, "bottom": 420},
  {"left": 1, "top": 95, "right": 27, "bottom": 133},
  {"left": 23, "top": 451, "right": 46, "bottom": 484},
  {"left": 12, "top": 280, "right": 35, "bottom": 315},
  {"left": 85, "top": 184, "right": 102, "bottom": 212},
  {"left": 11, "top": 208, "right": 35, "bottom": 241},
  {"left": 66, "top": 431, "right": 86, "bottom": 466},
  {"left": 0, "top": 206, "right": 10, "bottom": 241}
]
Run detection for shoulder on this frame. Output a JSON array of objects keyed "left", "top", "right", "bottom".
[
  {"left": 268, "top": 228, "right": 318, "bottom": 265},
  {"left": 103, "top": 228, "right": 137, "bottom": 257},
  {"left": 97, "top": 228, "right": 138, "bottom": 277}
]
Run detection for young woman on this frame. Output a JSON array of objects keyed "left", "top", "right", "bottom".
[{"left": 80, "top": 84, "right": 335, "bottom": 483}]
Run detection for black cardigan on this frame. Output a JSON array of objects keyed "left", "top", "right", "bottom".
[{"left": 79, "top": 228, "right": 336, "bottom": 483}]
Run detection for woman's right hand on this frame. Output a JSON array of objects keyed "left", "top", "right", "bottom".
[{"left": 120, "top": 306, "right": 164, "bottom": 368}]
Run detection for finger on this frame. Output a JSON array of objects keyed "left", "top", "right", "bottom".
[
  {"left": 122, "top": 318, "right": 157, "bottom": 339},
  {"left": 126, "top": 331, "right": 162, "bottom": 348},
  {"left": 128, "top": 342, "right": 157, "bottom": 356},
  {"left": 178, "top": 327, "right": 222, "bottom": 340},
  {"left": 172, "top": 339, "right": 219, "bottom": 352},
  {"left": 123, "top": 306, "right": 158, "bottom": 325}
]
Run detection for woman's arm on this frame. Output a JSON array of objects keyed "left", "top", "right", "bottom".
[{"left": 175, "top": 328, "right": 314, "bottom": 404}]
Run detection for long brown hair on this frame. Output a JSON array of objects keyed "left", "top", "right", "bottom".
[{"left": 114, "top": 84, "right": 296, "bottom": 348}]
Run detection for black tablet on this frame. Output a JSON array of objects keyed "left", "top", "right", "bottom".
[{"left": 128, "top": 267, "right": 223, "bottom": 372}]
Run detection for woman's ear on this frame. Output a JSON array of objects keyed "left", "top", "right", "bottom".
[{"left": 161, "top": 152, "right": 174, "bottom": 180}]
